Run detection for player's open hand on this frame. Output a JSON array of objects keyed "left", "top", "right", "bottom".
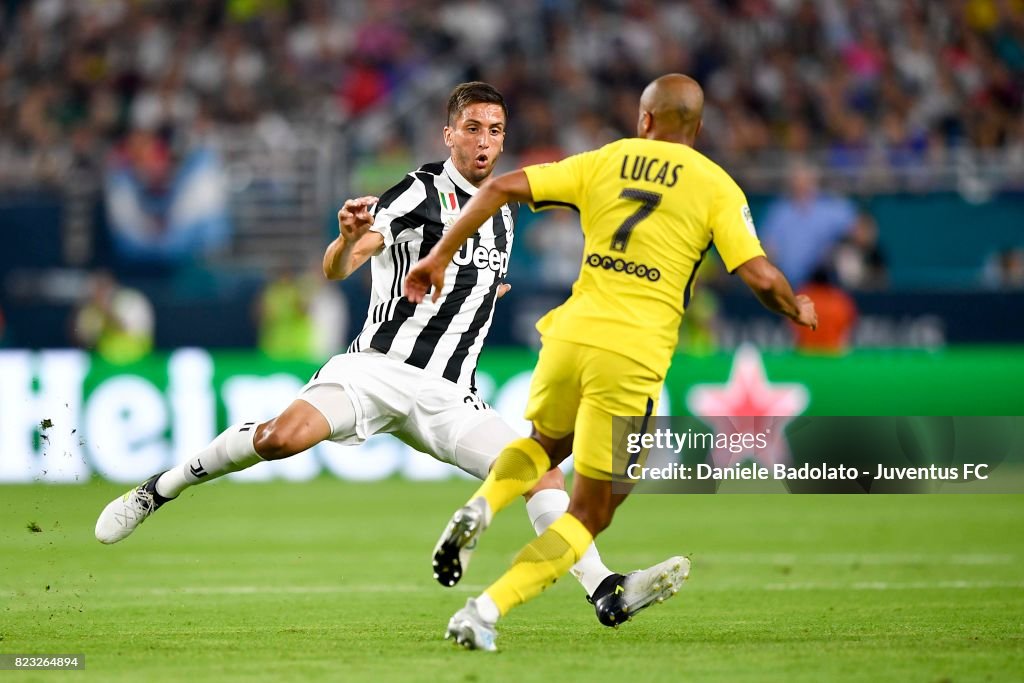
[
  {"left": 338, "top": 196, "right": 378, "bottom": 242},
  {"left": 794, "top": 294, "right": 818, "bottom": 330},
  {"left": 405, "top": 254, "right": 447, "bottom": 304}
]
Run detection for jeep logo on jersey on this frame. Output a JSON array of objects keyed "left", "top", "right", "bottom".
[{"left": 453, "top": 238, "right": 509, "bottom": 276}]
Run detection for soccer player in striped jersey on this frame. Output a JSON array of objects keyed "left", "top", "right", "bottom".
[
  {"left": 406, "top": 74, "right": 818, "bottom": 650},
  {"left": 94, "top": 82, "right": 675, "bottom": 628}
]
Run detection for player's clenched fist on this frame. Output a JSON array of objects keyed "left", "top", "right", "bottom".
[
  {"left": 338, "top": 196, "right": 378, "bottom": 242},
  {"left": 794, "top": 294, "right": 818, "bottom": 330}
]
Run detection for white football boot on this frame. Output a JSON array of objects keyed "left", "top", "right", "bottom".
[
  {"left": 95, "top": 472, "right": 173, "bottom": 544},
  {"left": 590, "top": 555, "right": 691, "bottom": 626},
  {"left": 445, "top": 598, "right": 498, "bottom": 651}
]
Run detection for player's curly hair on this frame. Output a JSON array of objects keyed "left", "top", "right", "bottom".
[{"left": 446, "top": 82, "right": 508, "bottom": 125}]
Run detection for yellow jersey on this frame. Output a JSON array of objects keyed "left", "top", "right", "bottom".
[{"left": 523, "top": 137, "right": 765, "bottom": 378}]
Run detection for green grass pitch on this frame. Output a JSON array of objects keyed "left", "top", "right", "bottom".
[{"left": 2, "top": 479, "right": 1023, "bottom": 682}]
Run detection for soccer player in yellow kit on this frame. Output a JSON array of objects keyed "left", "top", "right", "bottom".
[{"left": 405, "top": 74, "right": 818, "bottom": 651}]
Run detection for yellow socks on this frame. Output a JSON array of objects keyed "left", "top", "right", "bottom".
[
  {"left": 484, "top": 513, "right": 594, "bottom": 616},
  {"left": 472, "top": 437, "right": 551, "bottom": 518}
]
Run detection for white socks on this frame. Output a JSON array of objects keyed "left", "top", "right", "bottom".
[
  {"left": 475, "top": 593, "right": 501, "bottom": 624},
  {"left": 156, "top": 422, "right": 265, "bottom": 498},
  {"left": 524, "top": 488, "right": 614, "bottom": 597}
]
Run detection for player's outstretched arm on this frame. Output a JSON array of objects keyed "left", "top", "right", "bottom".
[
  {"left": 736, "top": 256, "right": 817, "bottom": 329},
  {"left": 405, "top": 171, "right": 533, "bottom": 303},
  {"left": 323, "top": 196, "right": 384, "bottom": 280}
]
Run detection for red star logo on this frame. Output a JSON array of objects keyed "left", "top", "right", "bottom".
[{"left": 685, "top": 345, "right": 809, "bottom": 467}]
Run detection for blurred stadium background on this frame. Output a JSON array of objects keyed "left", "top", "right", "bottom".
[
  {"left": 1, "top": 0, "right": 1022, "bottom": 481},
  {"left": 2, "top": 3, "right": 1024, "bottom": 681}
]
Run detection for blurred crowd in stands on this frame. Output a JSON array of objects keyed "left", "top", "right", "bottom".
[
  {"left": 1, "top": 0, "right": 1023, "bottom": 188},
  {"left": 1, "top": 0, "right": 1023, "bottom": 356}
]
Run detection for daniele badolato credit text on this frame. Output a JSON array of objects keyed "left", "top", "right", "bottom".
[
  {"left": 623, "top": 461, "right": 990, "bottom": 482},
  {"left": 621, "top": 429, "right": 991, "bottom": 482}
]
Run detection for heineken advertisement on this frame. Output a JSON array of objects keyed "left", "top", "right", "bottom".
[{"left": 1, "top": 346, "right": 1022, "bottom": 485}]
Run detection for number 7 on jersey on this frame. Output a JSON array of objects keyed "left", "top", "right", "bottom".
[{"left": 610, "top": 188, "right": 662, "bottom": 252}]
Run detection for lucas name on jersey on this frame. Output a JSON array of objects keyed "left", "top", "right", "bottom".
[{"left": 619, "top": 154, "right": 683, "bottom": 188}]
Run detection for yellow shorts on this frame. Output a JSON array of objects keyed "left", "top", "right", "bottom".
[{"left": 524, "top": 338, "right": 662, "bottom": 481}]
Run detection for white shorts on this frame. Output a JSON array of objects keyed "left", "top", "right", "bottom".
[{"left": 299, "top": 349, "right": 516, "bottom": 479}]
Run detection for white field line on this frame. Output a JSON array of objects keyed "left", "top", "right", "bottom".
[
  {"left": 0, "top": 583, "right": 486, "bottom": 598},
  {"left": 133, "top": 579, "right": 1024, "bottom": 595},
  {"left": 142, "top": 584, "right": 479, "bottom": 596},
  {"left": 3, "top": 580, "right": 1023, "bottom": 599},
  {"left": 630, "top": 553, "right": 1016, "bottom": 566},
  {"left": 131, "top": 552, "right": 1017, "bottom": 567},
  {"left": 761, "top": 580, "right": 1024, "bottom": 591}
]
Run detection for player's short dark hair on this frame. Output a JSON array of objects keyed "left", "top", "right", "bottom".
[{"left": 446, "top": 82, "right": 508, "bottom": 126}]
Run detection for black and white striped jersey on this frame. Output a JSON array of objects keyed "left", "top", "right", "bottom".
[{"left": 347, "top": 158, "right": 517, "bottom": 390}]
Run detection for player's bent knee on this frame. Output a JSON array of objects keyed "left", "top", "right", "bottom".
[{"left": 253, "top": 421, "right": 302, "bottom": 461}]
